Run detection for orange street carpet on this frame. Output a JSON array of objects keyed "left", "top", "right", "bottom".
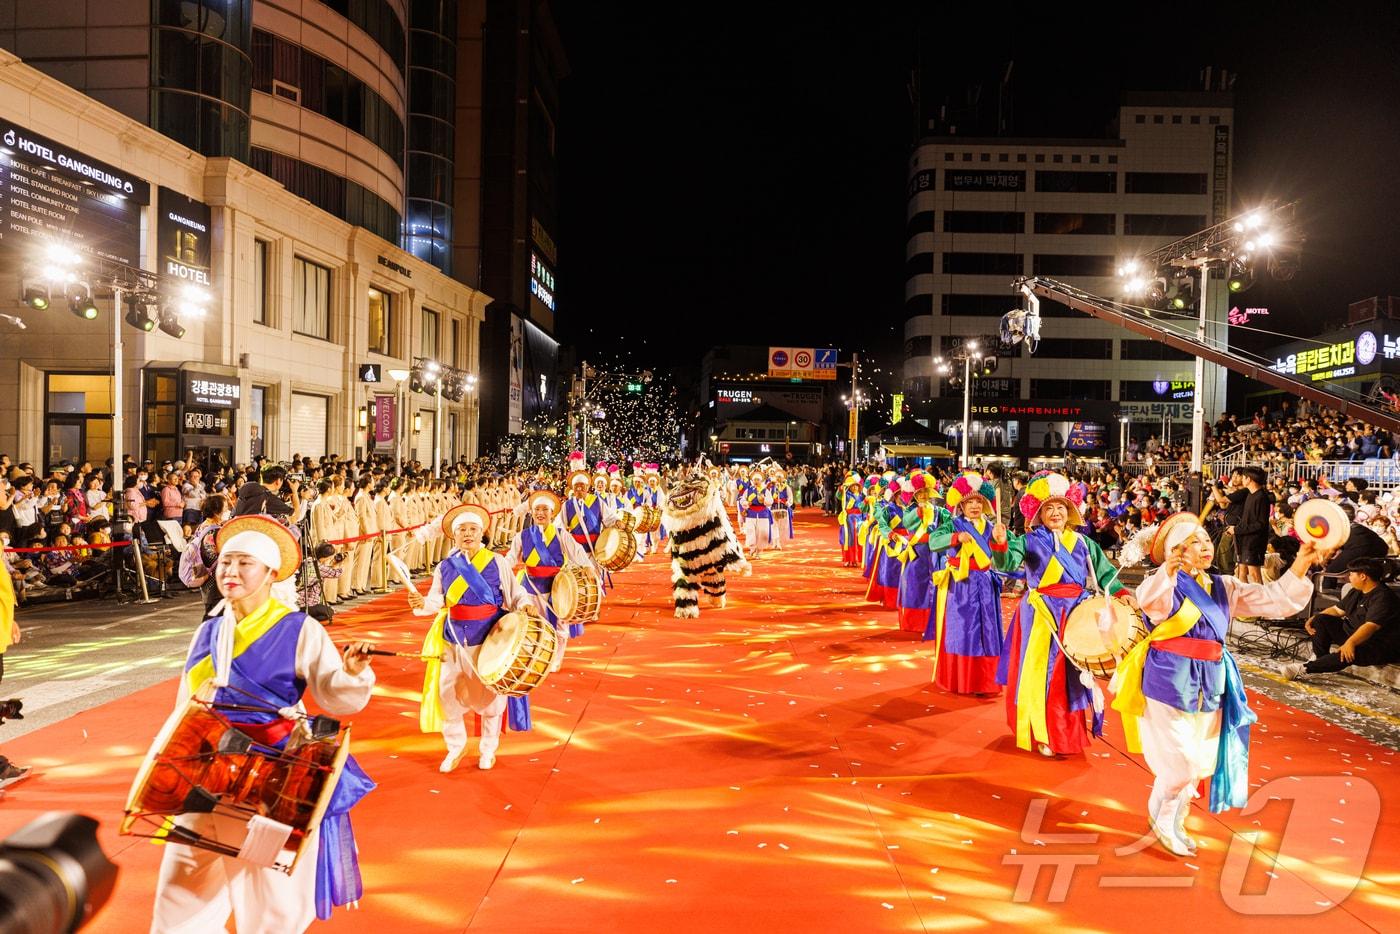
[{"left": 1, "top": 509, "right": 1397, "bottom": 932}]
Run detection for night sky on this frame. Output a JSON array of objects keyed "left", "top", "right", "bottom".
[{"left": 553, "top": 3, "right": 1400, "bottom": 383}]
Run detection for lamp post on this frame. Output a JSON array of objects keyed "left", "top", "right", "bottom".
[
  {"left": 934, "top": 339, "right": 980, "bottom": 468},
  {"left": 388, "top": 368, "right": 409, "bottom": 468}
]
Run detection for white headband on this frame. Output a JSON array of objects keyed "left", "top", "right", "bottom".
[
  {"left": 1165, "top": 522, "right": 1205, "bottom": 554},
  {"left": 219, "top": 530, "right": 282, "bottom": 571},
  {"left": 529, "top": 493, "right": 556, "bottom": 511},
  {"left": 451, "top": 511, "right": 486, "bottom": 532}
]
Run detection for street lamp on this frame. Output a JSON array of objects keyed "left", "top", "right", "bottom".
[
  {"left": 934, "top": 338, "right": 986, "bottom": 467},
  {"left": 388, "top": 368, "right": 410, "bottom": 466},
  {"left": 841, "top": 389, "right": 868, "bottom": 468}
]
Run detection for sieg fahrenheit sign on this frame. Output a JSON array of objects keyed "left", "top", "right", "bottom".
[
  {"left": 0, "top": 118, "right": 149, "bottom": 266},
  {"left": 158, "top": 187, "right": 213, "bottom": 287}
]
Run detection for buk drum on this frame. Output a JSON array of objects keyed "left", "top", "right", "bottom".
[
  {"left": 551, "top": 564, "right": 602, "bottom": 623},
  {"left": 614, "top": 510, "right": 637, "bottom": 533},
  {"left": 121, "top": 686, "right": 349, "bottom": 873},
  {"left": 634, "top": 505, "right": 662, "bottom": 534},
  {"left": 771, "top": 508, "right": 789, "bottom": 524},
  {"left": 477, "top": 609, "right": 562, "bottom": 696},
  {"left": 595, "top": 526, "right": 639, "bottom": 572},
  {"left": 1061, "top": 596, "right": 1149, "bottom": 680}
]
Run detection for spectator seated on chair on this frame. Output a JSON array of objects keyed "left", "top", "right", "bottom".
[{"left": 1282, "top": 556, "right": 1400, "bottom": 679}]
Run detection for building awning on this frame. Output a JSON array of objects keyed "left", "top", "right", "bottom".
[{"left": 883, "top": 444, "right": 956, "bottom": 457}]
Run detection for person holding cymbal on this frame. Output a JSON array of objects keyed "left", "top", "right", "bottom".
[{"left": 1112, "top": 512, "right": 1330, "bottom": 857}]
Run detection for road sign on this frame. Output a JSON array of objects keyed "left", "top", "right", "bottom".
[{"left": 769, "top": 347, "right": 837, "bottom": 381}]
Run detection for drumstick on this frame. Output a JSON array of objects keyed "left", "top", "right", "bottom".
[{"left": 337, "top": 645, "right": 444, "bottom": 661}]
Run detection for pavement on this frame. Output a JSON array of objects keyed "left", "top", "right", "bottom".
[{"left": 0, "top": 586, "right": 393, "bottom": 740}]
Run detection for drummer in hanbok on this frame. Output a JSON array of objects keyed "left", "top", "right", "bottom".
[
  {"left": 771, "top": 467, "right": 795, "bottom": 549},
  {"left": 991, "top": 471, "right": 1138, "bottom": 757},
  {"left": 928, "top": 471, "right": 1002, "bottom": 695},
  {"left": 506, "top": 491, "right": 593, "bottom": 640},
  {"left": 563, "top": 469, "right": 618, "bottom": 555},
  {"left": 409, "top": 504, "right": 533, "bottom": 773},
  {"left": 627, "top": 466, "right": 654, "bottom": 555},
  {"left": 645, "top": 464, "right": 668, "bottom": 545},
  {"left": 740, "top": 468, "right": 775, "bottom": 556},
  {"left": 150, "top": 516, "right": 378, "bottom": 933},
  {"left": 838, "top": 472, "right": 864, "bottom": 567},
  {"left": 1112, "top": 515, "right": 1325, "bottom": 856},
  {"left": 865, "top": 477, "right": 907, "bottom": 610}
]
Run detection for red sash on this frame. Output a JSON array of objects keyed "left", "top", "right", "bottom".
[
  {"left": 1035, "top": 583, "right": 1083, "bottom": 599},
  {"left": 1152, "top": 635, "right": 1224, "bottom": 662},
  {"left": 237, "top": 718, "right": 296, "bottom": 746},
  {"left": 525, "top": 565, "right": 560, "bottom": 578},
  {"left": 448, "top": 603, "right": 499, "bottom": 621}
]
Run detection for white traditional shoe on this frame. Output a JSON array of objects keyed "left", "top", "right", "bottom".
[
  {"left": 1279, "top": 661, "right": 1307, "bottom": 680},
  {"left": 1174, "top": 800, "right": 1198, "bottom": 853},
  {"left": 1035, "top": 743, "right": 1058, "bottom": 758},
  {"left": 478, "top": 754, "right": 496, "bottom": 770},
  {"left": 1149, "top": 797, "right": 1194, "bottom": 857},
  {"left": 439, "top": 748, "right": 467, "bottom": 773}
]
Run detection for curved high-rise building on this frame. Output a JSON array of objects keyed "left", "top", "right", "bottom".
[{"left": 404, "top": 0, "right": 457, "bottom": 273}]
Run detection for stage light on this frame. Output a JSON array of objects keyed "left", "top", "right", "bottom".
[
  {"left": 124, "top": 306, "right": 157, "bottom": 331},
  {"left": 22, "top": 280, "right": 50, "bottom": 310},
  {"left": 157, "top": 309, "right": 186, "bottom": 338},
  {"left": 67, "top": 281, "right": 98, "bottom": 319},
  {"left": 1228, "top": 261, "right": 1256, "bottom": 294}
]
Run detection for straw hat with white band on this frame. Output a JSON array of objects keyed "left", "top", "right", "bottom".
[
  {"left": 441, "top": 503, "right": 492, "bottom": 539},
  {"left": 216, "top": 515, "right": 301, "bottom": 582},
  {"left": 529, "top": 490, "right": 561, "bottom": 517}
]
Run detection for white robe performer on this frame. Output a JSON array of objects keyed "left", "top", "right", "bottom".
[
  {"left": 1114, "top": 519, "right": 1322, "bottom": 856},
  {"left": 410, "top": 504, "right": 531, "bottom": 772},
  {"left": 150, "top": 517, "right": 377, "bottom": 934}
]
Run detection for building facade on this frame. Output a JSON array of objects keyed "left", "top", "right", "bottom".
[
  {"left": 902, "top": 92, "right": 1234, "bottom": 462},
  {"left": 470, "top": 0, "right": 566, "bottom": 447},
  {"left": 0, "top": 49, "right": 488, "bottom": 471}
]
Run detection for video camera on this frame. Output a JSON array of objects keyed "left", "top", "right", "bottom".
[{"left": 0, "top": 813, "right": 117, "bottom": 933}]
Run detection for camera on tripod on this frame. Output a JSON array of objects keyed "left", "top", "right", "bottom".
[{"left": 0, "top": 699, "right": 22, "bottom": 724}]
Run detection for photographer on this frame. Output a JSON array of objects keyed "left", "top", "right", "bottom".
[
  {"left": 1283, "top": 557, "right": 1400, "bottom": 679},
  {"left": 232, "top": 464, "right": 300, "bottom": 519}
]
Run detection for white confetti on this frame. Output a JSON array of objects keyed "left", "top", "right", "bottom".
[
  {"left": 932, "top": 895, "right": 947, "bottom": 901},
  {"left": 571, "top": 877, "right": 585, "bottom": 885},
  {"left": 666, "top": 879, "right": 677, "bottom": 884},
  {"left": 726, "top": 830, "right": 739, "bottom": 836},
  {"left": 594, "top": 818, "right": 601, "bottom": 824},
  {"left": 880, "top": 903, "right": 894, "bottom": 910},
  {"left": 757, "top": 843, "right": 768, "bottom": 849}
]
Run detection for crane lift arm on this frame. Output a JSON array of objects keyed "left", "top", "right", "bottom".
[{"left": 1015, "top": 276, "right": 1400, "bottom": 436}]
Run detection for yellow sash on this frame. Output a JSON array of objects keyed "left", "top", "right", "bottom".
[
  {"left": 1110, "top": 573, "right": 1208, "bottom": 753},
  {"left": 1013, "top": 529, "right": 1078, "bottom": 751},
  {"left": 184, "top": 599, "right": 294, "bottom": 696},
  {"left": 0, "top": 565, "right": 14, "bottom": 653},
  {"left": 418, "top": 561, "right": 478, "bottom": 733},
  {"left": 935, "top": 518, "right": 992, "bottom": 584}
]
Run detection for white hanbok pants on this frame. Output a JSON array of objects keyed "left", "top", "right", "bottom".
[
  {"left": 439, "top": 641, "right": 506, "bottom": 758},
  {"left": 743, "top": 517, "right": 772, "bottom": 550},
  {"left": 1138, "top": 697, "right": 1222, "bottom": 808},
  {"left": 151, "top": 812, "right": 320, "bottom": 933}
]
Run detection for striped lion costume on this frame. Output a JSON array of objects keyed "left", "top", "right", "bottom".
[{"left": 664, "top": 467, "right": 751, "bottom": 618}]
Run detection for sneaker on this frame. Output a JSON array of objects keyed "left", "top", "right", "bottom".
[
  {"left": 0, "top": 763, "right": 31, "bottom": 789},
  {"left": 1279, "top": 661, "right": 1307, "bottom": 681}
]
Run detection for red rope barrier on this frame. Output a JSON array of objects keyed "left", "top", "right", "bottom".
[
  {"left": 4, "top": 540, "right": 134, "bottom": 554},
  {"left": 324, "top": 522, "right": 428, "bottom": 546}
]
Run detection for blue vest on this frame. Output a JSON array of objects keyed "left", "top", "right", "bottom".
[
  {"left": 439, "top": 550, "right": 506, "bottom": 646},
  {"left": 186, "top": 608, "right": 307, "bottom": 724}
]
